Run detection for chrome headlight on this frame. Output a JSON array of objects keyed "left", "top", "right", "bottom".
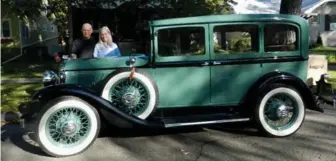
[
  {"left": 59, "top": 69, "right": 66, "bottom": 84},
  {"left": 42, "top": 70, "right": 60, "bottom": 86}
]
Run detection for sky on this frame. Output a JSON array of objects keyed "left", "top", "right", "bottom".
[{"left": 230, "top": 0, "right": 320, "bottom": 14}]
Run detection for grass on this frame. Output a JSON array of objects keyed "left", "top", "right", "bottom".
[
  {"left": 1, "top": 62, "right": 59, "bottom": 79},
  {"left": 1, "top": 55, "right": 59, "bottom": 79},
  {"left": 311, "top": 46, "right": 336, "bottom": 52},
  {"left": 1, "top": 83, "right": 43, "bottom": 113},
  {"left": 328, "top": 70, "right": 336, "bottom": 90}
]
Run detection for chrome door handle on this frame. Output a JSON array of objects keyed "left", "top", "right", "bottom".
[
  {"left": 213, "top": 61, "right": 221, "bottom": 65},
  {"left": 201, "top": 62, "right": 209, "bottom": 66}
]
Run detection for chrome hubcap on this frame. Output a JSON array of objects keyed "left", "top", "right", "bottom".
[
  {"left": 61, "top": 121, "right": 77, "bottom": 136},
  {"left": 276, "top": 105, "right": 289, "bottom": 119},
  {"left": 121, "top": 88, "right": 140, "bottom": 108}
]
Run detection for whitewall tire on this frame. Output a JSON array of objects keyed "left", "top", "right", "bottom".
[
  {"left": 101, "top": 70, "right": 158, "bottom": 120},
  {"left": 34, "top": 96, "right": 100, "bottom": 157},
  {"left": 255, "top": 84, "right": 305, "bottom": 137}
]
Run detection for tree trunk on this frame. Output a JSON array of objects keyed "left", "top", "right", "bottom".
[
  {"left": 279, "top": 0, "right": 303, "bottom": 14},
  {"left": 279, "top": 0, "right": 302, "bottom": 47}
]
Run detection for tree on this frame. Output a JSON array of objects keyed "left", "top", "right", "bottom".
[
  {"left": 140, "top": 0, "right": 233, "bottom": 18},
  {"left": 278, "top": 0, "right": 303, "bottom": 46},
  {"left": 2, "top": 0, "right": 68, "bottom": 37},
  {"left": 1, "top": 0, "right": 43, "bottom": 24},
  {"left": 279, "top": 0, "right": 303, "bottom": 14}
]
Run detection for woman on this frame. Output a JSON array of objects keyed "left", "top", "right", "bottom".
[{"left": 93, "top": 26, "right": 121, "bottom": 58}]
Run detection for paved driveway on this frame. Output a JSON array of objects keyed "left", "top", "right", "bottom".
[{"left": 1, "top": 105, "right": 336, "bottom": 161}]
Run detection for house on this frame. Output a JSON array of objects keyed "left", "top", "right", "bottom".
[
  {"left": 301, "top": 0, "right": 336, "bottom": 47},
  {"left": 1, "top": 2, "right": 59, "bottom": 63},
  {"left": 229, "top": 0, "right": 336, "bottom": 47}
]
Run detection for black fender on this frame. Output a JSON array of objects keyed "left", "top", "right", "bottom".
[
  {"left": 20, "top": 84, "right": 165, "bottom": 128},
  {"left": 241, "top": 71, "right": 323, "bottom": 116}
]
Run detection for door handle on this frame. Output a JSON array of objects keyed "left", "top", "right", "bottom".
[
  {"left": 201, "top": 62, "right": 209, "bottom": 66},
  {"left": 213, "top": 61, "right": 221, "bottom": 65}
]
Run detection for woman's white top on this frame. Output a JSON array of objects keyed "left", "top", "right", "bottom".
[{"left": 93, "top": 42, "right": 121, "bottom": 58}]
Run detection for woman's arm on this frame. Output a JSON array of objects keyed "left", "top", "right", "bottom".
[{"left": 93, "top": 44, "right": 99, "bottom": 58}]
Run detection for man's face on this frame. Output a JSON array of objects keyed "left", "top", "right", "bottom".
[{"left": 82, "top": 24, "right": 92, "bottom": 39}]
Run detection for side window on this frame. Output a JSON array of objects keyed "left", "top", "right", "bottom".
[
  {"left": 1, "top": 20, "right": 11, "bottom": 38},
  {"left": 213, "top": 25, "right": 259, "bottom": 54},
  {"left": 264, "top": 24, "right": 298, "bottom": 52},
  {"left": 157, "top": 27, "right": 205, "bottom": 57}
]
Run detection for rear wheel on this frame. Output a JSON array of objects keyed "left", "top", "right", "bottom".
[
  {"left": 34, "top": 96, "right": 100, "bottom": 157},
  {"left": 255, "top": 84, "right": 305, "bottom": 137}
]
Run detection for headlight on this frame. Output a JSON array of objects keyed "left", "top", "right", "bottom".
[
  {"left": 42, "top": 70, "right": 60, "bottom": 86},
  {"left": 59, "top": 70, "right": 66, "bottom": 84}
]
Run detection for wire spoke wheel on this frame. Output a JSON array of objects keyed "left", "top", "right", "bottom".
[
  {"left": 101, "top": 70, "right": 158, "bottom": 120},
  {"left": 36, "top": 96, "right": 100, "bottom": 157},
  {"left": 256, "top": 84, "right": 305, "bottom": 137},
  {"left": 109, "top": 78, "right": 149, "bottom": 116},
  {"left": 264, "top": 93, "right": 298, "bottom": 131},
  {"left": 46, "top": 107, "right": 91, "bottom": 147}
]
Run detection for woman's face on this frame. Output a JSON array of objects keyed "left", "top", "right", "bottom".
[{"left": 100, "top": 31, "right": 110, "bottom": 42}]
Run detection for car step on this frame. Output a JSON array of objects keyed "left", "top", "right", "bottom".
[{"left": 162, "top": 113, "right": 250, "bottom": 128}]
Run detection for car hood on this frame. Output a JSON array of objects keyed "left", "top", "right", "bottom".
[{"left": 62, "top": 54, "right": 149, "bottom": 71}]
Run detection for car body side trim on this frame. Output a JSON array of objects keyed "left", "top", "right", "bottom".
[{"left": 164, "top": 118, "right": 250, "bottom": 128}]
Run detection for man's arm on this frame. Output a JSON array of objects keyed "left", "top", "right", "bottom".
[{"left": 71, "top": 39, "right": 79, "bottom": 58}]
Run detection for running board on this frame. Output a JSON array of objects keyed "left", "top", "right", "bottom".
[{"left": 162, "top": 113, "right": 250, "bottom": 128}]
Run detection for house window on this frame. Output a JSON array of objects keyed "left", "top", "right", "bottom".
[
  {"left": 22, "top": 24, "right": 30, "bottom": 39},
  {"left": 309, "top": 15, "right": 319, "bottom": 24},
  {"left": 264, "top": 24, "right": 298, "bottom": 52},
  {"left": 157, "top": 27, "right": 205, "bottom": 56},
  {"left": 213, "top": 24, "right": 259, "bottom": 54},
  {"left": 50, "top": 25, "right": 56, "bottom": 32},
  {"left": 330, "top": 15, "right": 336, "bottom": 31},
  {"left": 1, "top": 20, "right": 11, "bottom": 38}
]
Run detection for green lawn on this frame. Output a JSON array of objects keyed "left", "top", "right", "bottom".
[
  {"left": 1, "top": 62, "right": 59, "bottom": 79},
  {"left": 311, "top": 46, "right": 336, "bottom": 52},
  {"left": 1, "top": 84, "right": 43, "bottom": 113},
  {"left": 328, "top": 70, "right": 336, "bottom": 89}
]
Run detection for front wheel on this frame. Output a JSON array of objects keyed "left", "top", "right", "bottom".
[
  {"left": 255, "top": 84, "right": 305, "bottom": 137},
  {"left": 34, "top": 96, "right": 100, "bottom": 157}
]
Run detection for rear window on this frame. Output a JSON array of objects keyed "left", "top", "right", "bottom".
[{"left": 264, "top": 24, "right": 298, "bottom": 52}]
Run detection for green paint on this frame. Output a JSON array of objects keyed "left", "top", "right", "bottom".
[{"left": 61, "top": 14, "right": 309, "bottom": 109}]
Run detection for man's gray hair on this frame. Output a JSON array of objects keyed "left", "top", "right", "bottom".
[{"left": 82, "top": 23, "right": 93, "bottom": 30}]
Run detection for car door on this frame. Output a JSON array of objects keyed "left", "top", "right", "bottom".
[
  {"left": 209, "top": 23, "right": 263, "bottom": 106},
  {"left": 152, "top": 24, "right": 211, "bottom": 108}
]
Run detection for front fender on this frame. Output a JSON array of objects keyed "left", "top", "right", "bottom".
[
  {"left": 243, "top": 71, "right": 323, "bottom": 113},
  {"left": 21, "top": 84, "right": 164, "bottom": 128}
]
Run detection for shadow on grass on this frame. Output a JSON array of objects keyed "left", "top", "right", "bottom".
[
  {"left": 1, "top": 84, "right": 43, "bottom": 113},
  {"left": 1, "top": 58, "right": 59, "bottom": 79}
]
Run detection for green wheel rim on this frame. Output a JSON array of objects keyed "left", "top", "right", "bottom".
[
  {"left": 264, "top": 93, "right": 299, "bottom": 131},
  {"left": 109, "top": 78, "right": 149, "bottom": 116},
  {"left": 46, "top": 107, "right": 91, "bottom": 147}
]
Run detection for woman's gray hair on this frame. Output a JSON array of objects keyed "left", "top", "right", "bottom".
[{"left": 98, "top": 26, "right": 113, "bottom": 48}]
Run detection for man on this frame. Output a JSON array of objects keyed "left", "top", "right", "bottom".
[{"left": 71, "top": 23, "right": 96, "bottom": 58}]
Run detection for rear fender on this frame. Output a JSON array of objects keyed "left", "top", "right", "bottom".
[{"left": 22, "top": 84, "right": 164, "bottom": 128}]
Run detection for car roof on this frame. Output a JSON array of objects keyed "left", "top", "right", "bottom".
[{"left": 149, "top": 14, "right": 307, "bottom": 27}]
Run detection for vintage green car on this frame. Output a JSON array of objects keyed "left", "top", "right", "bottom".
[{"left": 20, "top": 14, "right": 324, "bottom": 157}]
